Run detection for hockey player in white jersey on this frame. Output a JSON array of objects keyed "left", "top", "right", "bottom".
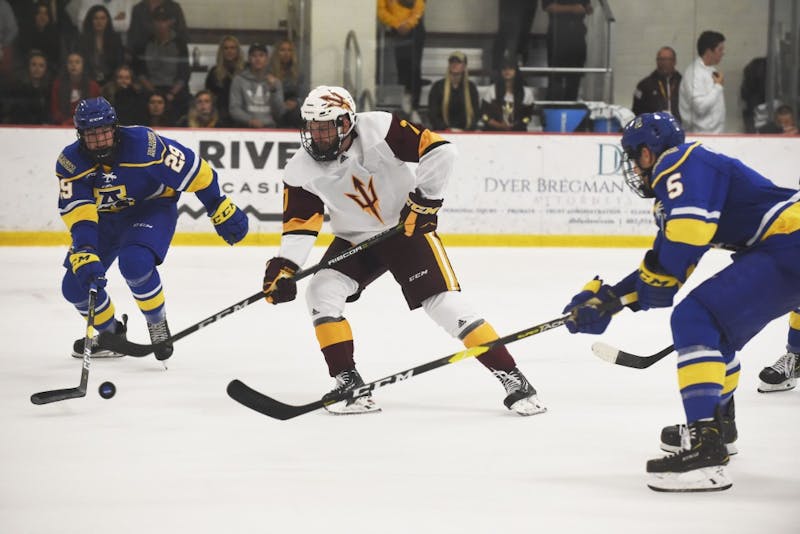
[{"left": 262, "top": 86, "right": 545, "bottom": 416}]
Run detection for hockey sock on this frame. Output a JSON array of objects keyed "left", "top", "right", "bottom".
[
  {"left": 315, "top": 317, "right": 356, "bottom": 377},
  {"left": 63, "top": 272, "right": 117, "bottom": 332},
  {"left": 462, "top": 321, "right": 516, "bottom": 371},
  {"left": 788, "top": 310, "right": 800, "bottom": 352},
  {"left": 119, "top": 245, "right": 166, "bottom": 323},
  {"left": 721, "top": 352, "right": 740, "bottom": 402}
]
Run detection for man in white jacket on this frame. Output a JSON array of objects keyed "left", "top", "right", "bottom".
[{"left": 679, "top": 31, "right": 726, "bottom": 133}]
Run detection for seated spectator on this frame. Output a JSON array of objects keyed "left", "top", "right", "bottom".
[
  {"left": 15, "top": 1, "right": 60, "bottom": 74},
  {"left": 481, "top": 55, "right": 534, "bottom": 131},
  {"left": 127, "top": 0, "right": 187, "bottom": 57},
  {"left": 229, "top": 42, "right": 284, "bottom": 128},
  {"left": 0, "top": 0, "right": 18, "bottom": 80},
  {"left": 632, "top": 46, "right": 682, "bottom": 124},
  {"left": 427, "top": 50, "right": 480, "bottom": 131},
  {"left": 144, "top": 90, "right": 172, "bottom": 127},
  {"left": 102, "top": 64, "right": 147, "bottom": 125},
  {"left": 4, "top": 49, "right": 52, "bottom": 124},
  {"left": 205, "top": 35, "right": 244, "bottom": 128},
  {"left": 136, "top": 5, "right": 189, "bottom": 123},
  {"left": 268, "top": 38, "right": 306, "bottom": 128},
  {"left": 78, "top": 4, "right": 125, "bottom": 85},
  {"left": 51, "top": 51, "right": 101, "bottom": 125},
  {"left": 68, "top": 0, "right": 135, "bottom": 38},
  {"left": 177, "top": 89, "right": 222, "bottom": 128},
  {"left": 757, "top": 105, "right": 799, "bottom": 135}
]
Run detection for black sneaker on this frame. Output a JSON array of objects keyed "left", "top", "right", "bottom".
[
  {"left": 660, "top": 398, "right": 738, "bottom": 454},
  {"left": 147, "top": 318, "right": 173, "bottom": 361},
  {"left": 322, "top": 369, "right": 380, "bottom": 415},
  {"left": 72, "top": 314, "right": 128, "bottom": 358},
  {"left": 492, "top": 367, "right": 547, "bottom": 416},
  {"left": 647, "top": 418, "right": 732, "bottom": 492},
  {"left": 758, "top": 351, "right": 799, "bottom": 392}
]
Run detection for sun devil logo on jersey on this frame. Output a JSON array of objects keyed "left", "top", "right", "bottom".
[{"left": 345, "top": 175, "right": 384, "bottom": 223}]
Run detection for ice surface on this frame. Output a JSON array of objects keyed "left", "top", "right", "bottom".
[{"left": 1, "top": 246, "right": 797, "bottom": 534}]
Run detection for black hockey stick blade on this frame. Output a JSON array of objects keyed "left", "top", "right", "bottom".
[
  {"left": 31, "top": 387, "right": 87, "bottom": 405},
  {"left": 227, "top": 314, "right": 570, "bottom": 420},
  {"left": 591, "top": 342, "right": 675, "bottom": 369},
  {"left": 98, "top": 225, "right": 404, "bottom": 358}
]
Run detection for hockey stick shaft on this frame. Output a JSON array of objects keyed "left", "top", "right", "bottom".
[
  {"left": 591, "top": 342, "right": 675, "bottom": 369},
  {"left": 31, "top": 283, "right": 98, "bottom": 405},
  {"left": 227, "top": 313, "right": 571, "bottom": 420},
  {"left": 101, "top": 224, "right": 405, "bottom": 357}
]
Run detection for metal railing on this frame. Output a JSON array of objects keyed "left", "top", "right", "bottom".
[{"left": 344, "top": 30, "right": 375, "bottom": 111}]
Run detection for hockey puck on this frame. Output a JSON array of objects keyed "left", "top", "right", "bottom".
[{"left": 98, "top": 381, "right": 116, "bottom": 399}]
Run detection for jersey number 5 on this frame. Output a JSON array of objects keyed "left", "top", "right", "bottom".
[
  {"left": 164, "top": 144, "right": 186, "bottom": 172},
  {"left": 666, "top": 173, "right": 684, "bottom": 199}
]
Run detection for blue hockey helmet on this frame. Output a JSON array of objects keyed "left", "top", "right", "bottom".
[
  {"left": 74, "top": 97, "right": 119, "bottom": 164},
  {"left": 620, "top": 112, "right": 685, "bottom": 198}
]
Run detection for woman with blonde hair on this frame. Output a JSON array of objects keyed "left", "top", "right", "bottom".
[
  {"left": 268, "top": 39, "right": 306, "bottom": 128},
  {"left": 427, "top": 50, "right": 480, "bottom": 131},
  {"left": 205, "top": 35, "right": 244, "bottom": 127}
]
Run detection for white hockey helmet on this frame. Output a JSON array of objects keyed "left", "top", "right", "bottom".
[{"left": 300, "top": 85, "right": 357, "bottom": 161}]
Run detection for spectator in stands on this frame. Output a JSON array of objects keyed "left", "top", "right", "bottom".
[
  {"left": 51, "top": 51, "right": 101, "bottom": 125},
  {"left": 136, "top": 5, "right": 190, "bottom": 123},
  {"left": 679, "top": 30, "right": 726, "bottom": 133},
  {"left": 177, "top": 89, "right": 221, "bottom": 128},
  {"left": 481, "top": 55, "right": 535, "bottom": 131},
  {"left": 0, "top": 0, "right": 18, "bottom": 80},
  {"left": 632, "top": 46, "right": 682, "bottom": 124},
  {"left": 11, "top": 0, "right": 78, "bottom": 62},
  {"left": 492, "top": 0, "right": 538, "bottom": 73},
  {"left": 78, "top": 5, "right": 125, "bottom": 86},
  {"left": 205, "top": 35, "right": 244, "bottom": 128},
  {"left": 68, "top": 0, "right": 135, "bottom": 39},
  {"left": 268, "top": 38, "right": 306, "bottom": 128},
  {"left": 15, "top": 1, "right": 60, "bottom": 75},
  {"left": 127, "top": 0, "right": 187, "bottom": 57},
  {"left": 4, "top": 49, "right": 52, "bottom": 124},
  {"left": 377, "top": 0, "right": 426, "bottom": 123},
  {"left": 757, "top": 105, "right": 798, "bottom": 135},
  {"left": 229, "top": 42, "right": 284, "bottom": 128},
  {"left": 427, "top": 50, "right": 480, "bottom": 131},
  {"left": 102, "top": 64, "right": 147, "bottom": 125},
  {"left": 543, "top": 0, "right": 592, "bottom": 102},
  {"left": 740, "top": 56, "right": 767, "bottom": 133},
  {"left": 144, "top": 90, "right": 172, "bottom": 127}
]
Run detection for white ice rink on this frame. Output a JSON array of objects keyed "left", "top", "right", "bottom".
[{"left": 1, "top": 245, "right": 798, "bottom": 534}]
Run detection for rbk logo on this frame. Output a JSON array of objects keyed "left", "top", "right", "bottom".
[{"left": 345, "top": 176, "right": 384, "bottom": 223}]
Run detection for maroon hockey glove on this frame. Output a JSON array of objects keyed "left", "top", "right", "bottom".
[
  {"left": 399, "top": 189, "right": 443, "bottom": 237},
  {"left": 263, "top": 257, "right": 299, "bottom": 304}
]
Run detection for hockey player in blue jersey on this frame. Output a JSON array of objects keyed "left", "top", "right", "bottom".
[
  {"left": 560, "top": 112, "right": 800, "bottom": 492},
  {"left": 58, "top": 97, "right": 248, "bottom": 360}
]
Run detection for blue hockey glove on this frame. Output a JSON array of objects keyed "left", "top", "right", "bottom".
[
  {"left": 399, "top": 189, "right": 443, "bottom": 237},
  {"left": 263, "top": 257, "right": 299, "bottom": 304},
  {"left": 562, "top": 276, "right": 623, "bottom": 334},
  {"left": 209, "top": 196, "right": 248, "bottom": 245},
  {"left": 636, "top": 250, "right": 682, "bottom": 310},
  {"left": 69, "top": 249, "right": 107, "bottom": 291}
]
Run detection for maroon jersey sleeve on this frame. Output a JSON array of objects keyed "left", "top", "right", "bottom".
[
  {"left": 282, "top": 183, "right": 324, "bottom": 237},
  {"left": 384, "top": 114, "right": 449, "bottom": 163}
]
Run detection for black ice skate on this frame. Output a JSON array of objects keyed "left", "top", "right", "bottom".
[
  {"left": 660, "top": 398, "right": 738, "bottom": 455},
  {"left": 647, "top": 418, "right": 732, "bottom": 492},
  {"left": 492, "top": 367, "right": 547, "bottom": 416},
  {"left": 323, "top": 369, "right": 381, "bottom": 415},
  {"left": 147, "top": 318, "right": 173, "bottom": 361},
  {"left": 757, "top": 351, "right": 799, "bottom": 393},
  {"left": 72, "top": 314, "right": 128, "bottom": 358}
]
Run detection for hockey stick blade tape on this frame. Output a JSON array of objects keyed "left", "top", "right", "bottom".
[{"left": 591, "top": 342, "right": 620, "bottom": 363}]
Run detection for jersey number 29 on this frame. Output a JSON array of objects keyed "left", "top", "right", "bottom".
[{"left": 164, "top": 145, "right": 186, "bottom": 172}]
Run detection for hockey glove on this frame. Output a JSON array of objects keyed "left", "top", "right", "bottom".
[
  {"left": 263, "top": 256, "right": 300, "bottom": 304},
  {"left": 69, "top": 248, "right": 107, "bottom": 291},
  {"left": 636, "top": 250, "right": 681, "bottom": 310},
  {"left": 209, "top": 196, "right": 249, "bottom": 245},
  {"left": 561, "top": 276, "right": 623, "bottom": 334},
  {"left": 399, "top": 189, "right": 443, "bottom": 237}
]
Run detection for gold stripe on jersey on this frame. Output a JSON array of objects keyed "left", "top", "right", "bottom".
[
  {"left": 315, "top": 319, "right": 353, "bottom": 349},
  {"left": 677, "top": 360, "right": 726, "bottom": 390},
  {"left": 424, "top": 233, "right": 459, "bottom": 291},
  {"left": 651, "top": 141, "right": 702, "bottom": 190},
  {"left": 418, "top": 129, "right": 446, "bottom": 158},
  {"left": 761, "top": 202, "right": 800, "bottom": 241},
  {"left": 135, "top": 289, "right": 165, "bottom": 312},
  {"left": 284, "top": 213, "right": 324, "bottom": 235},
  {"left": 462, "top": 322, "right": 500, "bottom": 347},
  {"left": 790, "top": 311, "right": 800, "bottom": 330},
  {"left": 183, "top": 159, "right": 215, "bottom": 192},
  {"left": 61, "top": 203, "right": 99, "bottom": 229},
  {"left": 57, "top": 164, "right": 99, "bottom": 182},
  {"left": 665, "top": 218, "right": 718, "bottom": 246}
]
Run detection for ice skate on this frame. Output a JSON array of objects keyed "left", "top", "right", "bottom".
[
  {"left": 757, "top": 351, "right": 799, "bottom": 393},
  {"left": 72, "top": 314, "right": 128, "bottom": 358},
  {"left": 147, "top": 317, "right": 173, "bottom": 361},
  {"left": 660, "top": 398, "right": 738, "bottom": 455},
  {"left": 323, "top": 369, "right": 381, "bottom": 415},
  {"left": 493, "top": 367, "right": 547, "bottom": 416},
  {"left": 647, "top": 418, "right": 732, "bottom": 493}
]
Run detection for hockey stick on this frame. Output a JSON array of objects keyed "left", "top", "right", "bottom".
[
  {"left": 98, "top": 224, "right": 405, "bottom": 357},
  {"left": 31, "top": 283, "right": 98, "bottom": 405},
  {"left": 227, "top": 313, "right": 572, "bottom": 420},
  {"left": 591, "top": 342, "right": 675, "bottom": 369}
]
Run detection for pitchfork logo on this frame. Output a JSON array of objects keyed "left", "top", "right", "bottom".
[
  {"left": 345, "top": 175, "right": 384, "bottom": 223},
  {"left": 321, "top": 92, "right": 352, "bottom": 112}
]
